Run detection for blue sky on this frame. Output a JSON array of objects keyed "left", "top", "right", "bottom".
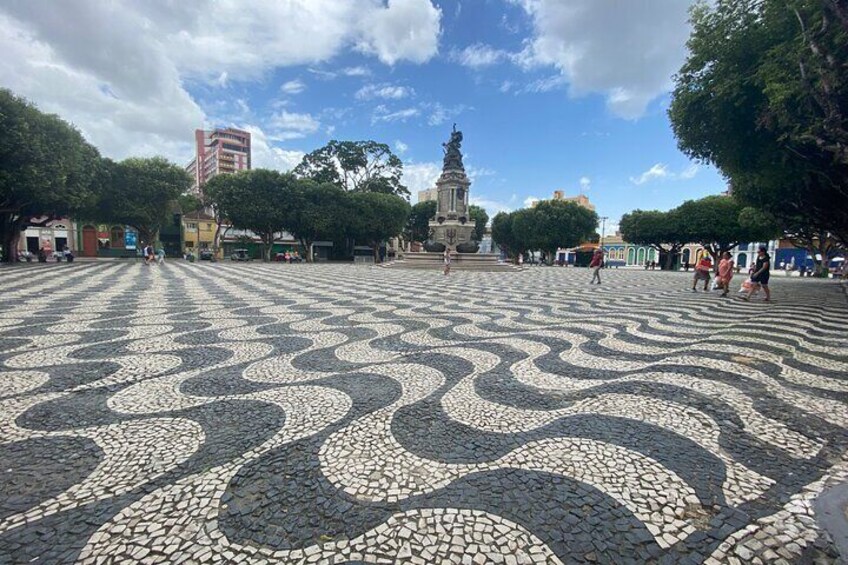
[{"left": 0, "top": 0, "right": 726, "bottom": 230}]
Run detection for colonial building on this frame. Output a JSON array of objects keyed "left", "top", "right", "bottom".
[
  {"left": 74, "top": 223, "right": 139, "bottom": 257},
  {"left": 19, "top": 217, "right": 76, "bottom": 256}
]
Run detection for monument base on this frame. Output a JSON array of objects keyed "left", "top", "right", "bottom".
[{"left": 384, "top": 252, "right": 520, "bottom": 272}]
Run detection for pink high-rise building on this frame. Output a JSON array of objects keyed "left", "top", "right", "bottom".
[{"left": 186, "top": 127, "right": 251, "bottom": 193}]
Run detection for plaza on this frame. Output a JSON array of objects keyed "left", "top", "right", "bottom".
[{"left": 0, "top": 263, "right": 846, "bottom": 564}]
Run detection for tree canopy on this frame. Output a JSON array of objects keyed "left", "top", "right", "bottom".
[
  {"left": 96, "top": 157, "right": 193, "bottom": 245},
  {"left": 405, "top": 200, "right": 437, "bottom": 244},
  {"left": 491, "top": 201, "right": 598, "bottom": 263},
  {"left": 619, "top": 209, "right": 687, "bottom": 268},
  {"left": 205, "top": 169, "right": 294, "bottom": 261},
  {"left": 285, "top": 181, "right": 348, "bottom": 262},
  {"left": 0, "top": 89, "right": 101, "bottom": 261},
  {"left": 669, "top": 0, "right": 848, "bottom": 247},
  {"left": 676, "top": 195, "right": 780, "bottom": 261},
  {"left": 348, "top": 192, "right": 411, "bottom": 262},
  {"left": 468, "top": 204, "right": 489, "bottom": 242},
  {"left": 294, "top": 140, "right": 409, "bottom": 198}
]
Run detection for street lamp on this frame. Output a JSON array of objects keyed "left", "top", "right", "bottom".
[{"left": 599, "top": 216, "right": 608, "bottom": 251}]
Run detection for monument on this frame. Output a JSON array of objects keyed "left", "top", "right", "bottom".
[
  {"left": 427, "top": 125, "right": 477, "bottom": 253},
  {"left": 388, "top": 125, "right": 517, "bottom": 270}
]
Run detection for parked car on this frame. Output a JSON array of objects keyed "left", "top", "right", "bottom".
[
  {"left": 199, "top": 249, "right": 214, "bottom": 261},
  {"left": 230, "top": 249, "right": 251, "bottom": 261}
]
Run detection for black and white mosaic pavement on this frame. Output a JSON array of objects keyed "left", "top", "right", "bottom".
[{"left": 1, "top": 262, "right": 847, "bottom": 564}]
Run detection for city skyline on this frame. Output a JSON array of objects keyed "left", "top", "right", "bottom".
[{"left": 0, "top": 0, "right": 725, "bottom": 230}]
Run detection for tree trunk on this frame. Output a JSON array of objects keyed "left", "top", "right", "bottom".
[
  {"left": 373, "top": 243, "right": 379, "bottom": 264},
  {"left": 263, "top": 237, "right": 273, "bottom": 262},
  {"left": 1, "top": 215, "right": 23, "bottom": 263},
  {"left": 305, "top": 240, "right": 314, "bottom": 263},
  {"left": 1, "top": 228, "right": 18, "bottom": 263}
]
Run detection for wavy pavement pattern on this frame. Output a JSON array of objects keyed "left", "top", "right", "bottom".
[{"left": 0, "top": 262, "right": 846, "bottom": 564}]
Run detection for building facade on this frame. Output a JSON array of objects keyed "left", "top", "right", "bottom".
[
  {"left": 182, "top": 211, "right": 217, "bottom": 255},
  {"left": 186, "top": 128, "right": 251, "bottom": 193},
  {"left": 19, "top": 217, "right": 77, "bottom": 256},
  {"left": 550, "top": 190, "right": 596, "bottom": 212},
  {"left": 417, "top": 188, "right": 438, "bottom": 203}
]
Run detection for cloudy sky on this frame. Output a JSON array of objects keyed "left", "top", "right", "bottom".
[{"left": 0, "top": 0, "right": 725, "bottom": 231}]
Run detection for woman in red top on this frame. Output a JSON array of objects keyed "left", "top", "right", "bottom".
[
  {"left": 717, "top": 252, "right": 734, "bottom": 297},
  {"left": 589, "top": 249, "right": 603, "bottom": 285},
  {"left": 692, "top": 256, "right": 712, "bottom": 292}
]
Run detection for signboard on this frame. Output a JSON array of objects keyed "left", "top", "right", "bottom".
[
  {"left": 124, "top": 230, "right": 137, "bottom": 250},
  {"left": 39, "top": 234, "right": 53, "bottom": 251}
]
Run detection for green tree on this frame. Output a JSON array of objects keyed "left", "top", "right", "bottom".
[
  {"left": 510, "top": 208, "right": 542, "bottom": 258},
  {"left": 530, "top": 200, "right": 598, "bottom": 264},
  {"left": 0, "top": 89, "right": 101, "bottom": 262},
  {"left": 285, "top": 181, "right": 348, "bottom": 262},
  {"left": 669, "top": 0, "right": 848, "bottom": 248},
  {"left": 177, "top": 193, "right": 202, "bottom": 215},
  {"left": 348, "top": 192, "right": 410, "bottom": 263},
  {"left": 206, "top": 169, "right": 293, "bottom": 262},
  {"left": 405, "top": 200, "right": 436, "bottom": 243},
  {"left": 676, "top": 195, "right": 780, "bottom": 266},
  {"left": 491, "top": 211, "right": 518, "bottom": 260},
  {"left": 201, "top": 174, "right": 238, "bottom": 258},
  {"left": 294, "top": 140, "right": 409, "bottom": 198},
  {"left": 97, "top": 157, "right": 192, "bottom": 246},
  {"left": 619, "top": 209, "right": 687, "bottom": 270},
  {"left": 468, "top": 204, "right": 489, "bottom": 242}
]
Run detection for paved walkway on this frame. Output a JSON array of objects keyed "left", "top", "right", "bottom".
[{"left": 0, "top": 263, "right": 846, "bottom": 564}]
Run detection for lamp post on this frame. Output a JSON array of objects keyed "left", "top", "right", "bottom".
[{"left": 599, "top": 216, "right": 608, "bottom": 252}]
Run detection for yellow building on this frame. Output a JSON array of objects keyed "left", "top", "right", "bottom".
[
  {"left": 550, "top": 190, "right": 596, "bottom": 211},
  {"left": 182, "top": 211, "right": 219, "bottom": 256}
]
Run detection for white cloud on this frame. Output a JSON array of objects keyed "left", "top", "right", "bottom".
[
  {"left": 524, "top": 196, "right": 541, "bottom": 208},
  {"left": 342, "top": 66, "right": 371, "bottom": 76},
  {"left": 630, "top": 163, "right": 699, "bottom": 185},
  {"left": 357, "top": 0, "right": 442, "bottom": 65},
  {"left": 356, "top": 83, "right": 415, "bottom": 100},
  {"left": 372, "top": 106, "right": 420, "bottom": 123},
  {"left": 679, "top": 164, "right": 700, "bottom": 179},
  {"left": 0, "top": 11, "right": 201, "bottom": 163},
  {"left": 402, "top": 161, "right": 442, "bottom": 194},
  {"left": 470, "top": 196, "right": 513, "bottom": 217},
  {"left": 395, "top": 140, "right": 409, "bottom": 154},
  {"left": 268, "top": 111, "right": 320, "bottom": 140},
  {"left": 426, "top": 102, "right": 469, "bottom": 126},
  {"left": 450, "top": 43, "right": 509, "bottom": 68},
  {"left": 499, "top": 81, "right": 514, "bottom": 93},
  {"left": 280, "top": 79, "right": 306, "bottom": 94},
  {"left": 0, "top": 0, "right": 441, "bottom": 163},
  {"left": 512, "top": 0, "right": 694, "bottom": 118},
  {"left": 579, "top": 176, "right": 591, "bottom": 191},
  {"left": 630, "top": 164, "right": 670, "bottom": 185},
  {"left": 240, "top": 124, "right": 304, "bottom": 172}
]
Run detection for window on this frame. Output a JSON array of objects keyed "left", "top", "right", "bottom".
[
  {"left": 206, "top": 223, "right": 213, "bottom": 230},
  {"left": 185, "top": 241, "right": 194, "bottom": 248},
  {"left": 186, "top": 222, "right": 197, "bottom": 230},
  {"left": 110, "top": 226, "right": 125, "bottom": 248}
]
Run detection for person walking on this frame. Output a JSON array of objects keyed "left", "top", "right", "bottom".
[
  {"left": 589, "top": 249, "right": 603, "bottom": 285},
  {"left": 717, "top": 252, "right": 734, "bottom": 297},
  {"left": 155, "top": 246, "right": 165, "bottom": 265},
  {"left": 742, "top": 245, "right": 771, "bottom": 302},
  {"left": 443, "top": 248, "right": 452, "bottom": 275},
  {"left": 692, "top": 255, "right": 712, "bottom": 292}
]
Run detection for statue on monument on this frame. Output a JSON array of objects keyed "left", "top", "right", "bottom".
[{"left": 442, "top": 123, "right": 464, "bottom": 170}]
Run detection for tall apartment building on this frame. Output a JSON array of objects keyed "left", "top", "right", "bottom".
[{"left": 186, "top": 127, "right": 251, "bottom": 193}]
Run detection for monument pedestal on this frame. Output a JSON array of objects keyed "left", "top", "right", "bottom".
[{"left": 386, "top": 252, "right": 518, "bottom": 271}]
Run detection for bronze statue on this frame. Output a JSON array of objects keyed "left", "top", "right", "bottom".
[{"left": 442, "top": 124, "right": 464, "bottom": 169}]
